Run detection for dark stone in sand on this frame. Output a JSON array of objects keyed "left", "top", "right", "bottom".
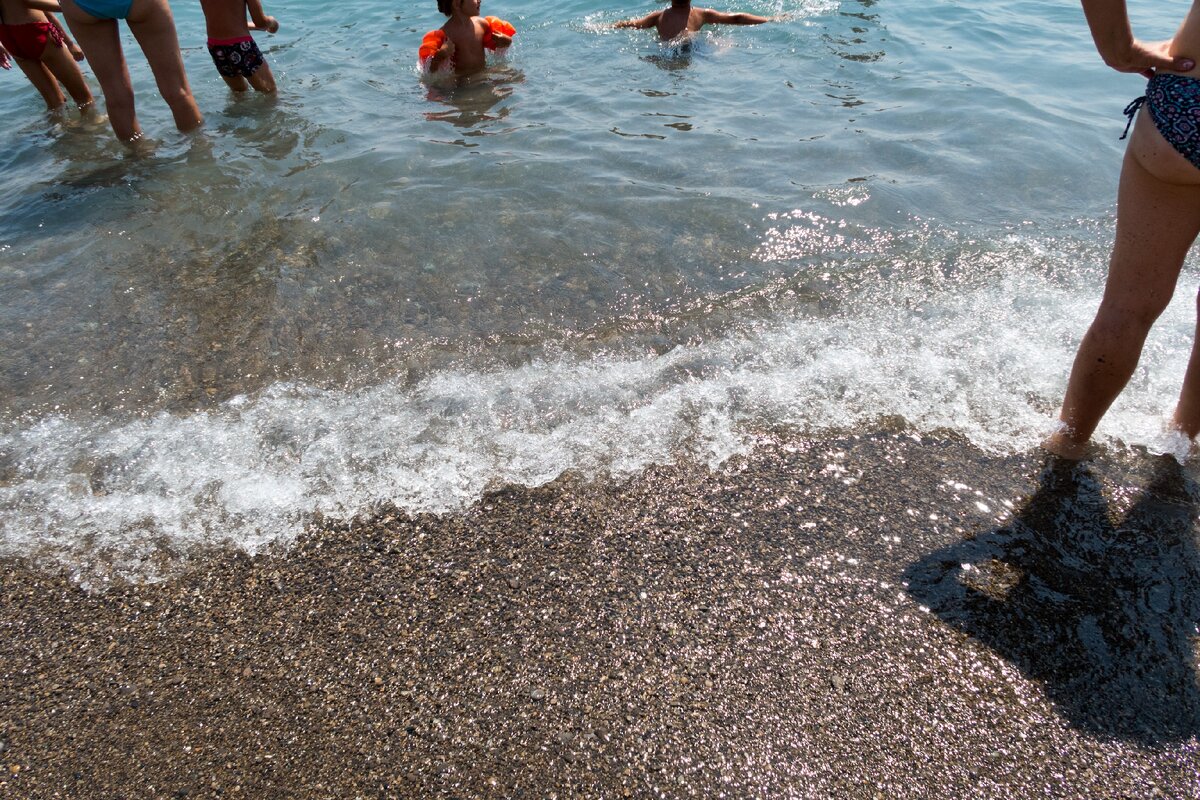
[{"left": 0, "top": 432, "right": 1196, "bottom": 798}]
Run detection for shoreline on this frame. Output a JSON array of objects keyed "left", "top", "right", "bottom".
[{"left": 1, "top": 430, "right": 1196, "bottom": 798}]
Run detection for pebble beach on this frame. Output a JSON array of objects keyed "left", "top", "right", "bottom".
[
  {"left": 2, "top": 432, "right": 1197, "bottom": 798},
  {"left": 3, "top": 0, "right": 1200, "bottom": 796}
]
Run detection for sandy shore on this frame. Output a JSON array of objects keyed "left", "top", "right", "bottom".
[{"left": 1, "top": 430, "right": 1197, "bottom": 798}]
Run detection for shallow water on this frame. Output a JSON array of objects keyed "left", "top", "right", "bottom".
[{"left": 1, "top": 0, "right": 1196, "bottom": 576}]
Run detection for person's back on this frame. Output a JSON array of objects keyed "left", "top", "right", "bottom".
[
  {"left": 655, "top": 3, "right": 700, "bottom": 40},
  {"left": 422, "top": 0, "right": 513, "bottom": 76},
  {"left": 1167, "top": 1, "right": 1200, "bottom": 72},
  {"left": 614, "top": 0, "right": 769, "bottom": 41}
]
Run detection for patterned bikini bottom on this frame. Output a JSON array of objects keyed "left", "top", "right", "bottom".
[{"left": 1124, "top": 72, "right": 1200, "bottom": 170}]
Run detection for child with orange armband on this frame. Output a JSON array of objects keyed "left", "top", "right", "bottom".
[{"left": 419, "top": 0, "right": 514, "bottom": 76}]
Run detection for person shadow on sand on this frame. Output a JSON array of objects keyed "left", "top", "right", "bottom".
[{"left": 904, "top": 455, "right": 1200, "bottom": 745}]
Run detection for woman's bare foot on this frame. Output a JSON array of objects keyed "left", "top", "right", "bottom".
[{"left": 1042, "top": 429, "right": 1092, "bottom": 461}]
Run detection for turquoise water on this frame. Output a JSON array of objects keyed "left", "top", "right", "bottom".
[{"left": 0, "top": 0, "right": 1196, "bottom": 578}]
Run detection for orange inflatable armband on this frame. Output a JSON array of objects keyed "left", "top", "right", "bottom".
[
  {"left": 481, "top": 16, "right": 516, "bottom": 50},
  {"left": 484, "top": 17, "right": 516, "bottom": 37},
  {"left": 419, "top": 29, "right": 447, "bottom": 65}
]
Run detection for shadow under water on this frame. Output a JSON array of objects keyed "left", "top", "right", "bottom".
[
  {"left": 905, "top": 455, "right": 1200, "bottom": 745},
  {"left": 423, "top": 67, "right": 524, "bottom": 130},
  {"left": 641, "top": 39, "right": 695, "bottom": 72}
]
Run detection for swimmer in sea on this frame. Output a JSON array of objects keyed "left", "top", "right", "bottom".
[
  {"left": 1045, "top": 0, "right": 1200, "bottom": 460},
  {"left": 420, "top": 0, "right": 514, "bottom": 76},
  {"left": 614, "top": 0, "right": 769, "bottom": 40}
]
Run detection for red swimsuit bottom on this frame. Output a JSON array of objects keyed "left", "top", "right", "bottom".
[{"left": 0, "top": 21, "right": 64, "bottom": 61}]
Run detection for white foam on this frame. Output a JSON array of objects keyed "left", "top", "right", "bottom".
[{"left": 1, "top": 225, "right": 1196, "bottom": 578}]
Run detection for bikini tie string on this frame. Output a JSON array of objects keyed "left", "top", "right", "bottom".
[{"left": 1121, "top": 95, "right": 1147, "bottom": 140}]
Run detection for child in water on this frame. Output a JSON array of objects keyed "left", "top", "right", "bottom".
[
  {"left": 0, "top": 0, "right": 94, "bottom": 112},
  {"left": 420, "top": 0, "right": 515, "bottom": 76},
  {"left": 615, "top": 0, "right": 769, "bottom": 39},
  {"left": 199, "top": 0, "right": 279, "bottom": 93}
]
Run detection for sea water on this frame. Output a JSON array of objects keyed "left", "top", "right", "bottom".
[{"left": 0, "top": 0, "right": 1195, "bottom": 578}]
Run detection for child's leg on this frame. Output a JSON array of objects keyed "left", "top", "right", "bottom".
[
  {"left": 222, "top": 74, "right": 251, "bottom": 92},
  {"left": 14, "top": 56, "right": 66, "bottom": 110},
  {"left": 125, "top": 0, "right": 202, "bottom": 132},
  {"left": 47, "top": 14, "right": 84, "bottom": 61},
  {"left": 60, "top": 3, "right": 140, "bottom": 140},
  {"left": 41, "top": 41, "right": 95, "bottom": 108},
  {"left": 247, "top": 61, "right": 276, "bottom": 93}
]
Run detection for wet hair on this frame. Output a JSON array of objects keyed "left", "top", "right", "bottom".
[{"left": 438, "top": 0, "right": 452, "bottom": 15}]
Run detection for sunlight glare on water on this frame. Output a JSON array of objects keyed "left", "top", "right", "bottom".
[{"left": 0, "top": 0, "right": 1196, "bottom": 574}]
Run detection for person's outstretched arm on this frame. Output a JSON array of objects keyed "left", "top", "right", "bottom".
[
  {"left": 21, "top": 0, "right": 64, "bottom": 11},
  {"left": 702, "top": 9, "right": 769, "bottom": 25},
  {"left": 614, "top": 12, "right": 661, "bottom": 29},
  {"left": 1080, "top": 0, "right": 1192, "bottom": 76}
]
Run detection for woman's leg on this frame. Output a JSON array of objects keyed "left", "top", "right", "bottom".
[
  {"left": 1047, "top": 111, "right": 1200, "bottom": 458},
  {"left": 13, "top": 56, "right": 66, "bottom": 109},
  {"left": 59, "top": 0, "right": 140, "bottom": 140},
  {"left": 41, "top": 41, "right": 95, "bottom": 108},
  {"left": 1172, "top": 289, "right": 1200, "bottom": 437},
  {"left": 125, "top": 0, "right": 201, "bottom": 132}
]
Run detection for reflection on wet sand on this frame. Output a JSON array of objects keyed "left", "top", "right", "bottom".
[{"left": 906, "top": 456, "right": 1200, "bottom": 744}]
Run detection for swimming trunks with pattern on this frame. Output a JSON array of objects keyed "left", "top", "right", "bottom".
[
  {"left": 72, "top": 0, "right": 134, "bottom": 21},
  {"left": 207, "top": 35, "right": 264, "bottom": 78}
]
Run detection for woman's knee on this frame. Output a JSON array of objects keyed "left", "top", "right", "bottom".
[{"left": 1092, "top": 298, "right": 1169, "bottom": 340}]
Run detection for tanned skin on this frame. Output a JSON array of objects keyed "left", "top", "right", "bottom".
[
  {"left": 614, "top": 0, "right": 769, "bottom": 40},
  {"left": 428, "top": 0, "right": 512, "bottom": 76}
]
